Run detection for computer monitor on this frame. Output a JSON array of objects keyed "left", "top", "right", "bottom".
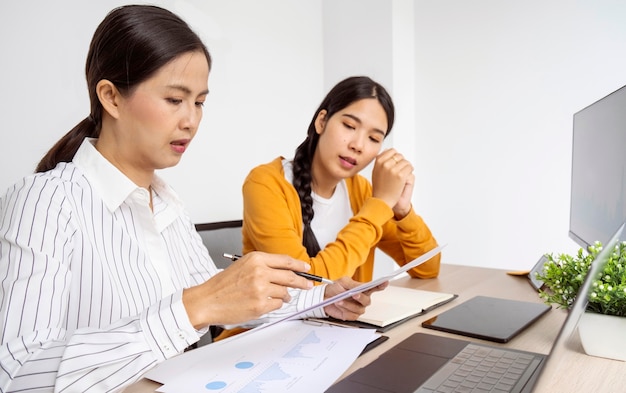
[{"left": 569, "top": 84, "right": 626, "bottom": 248}]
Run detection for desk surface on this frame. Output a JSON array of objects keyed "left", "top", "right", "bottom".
[{"left": 124, "top": 263, "right": 626, "bottom": 392}]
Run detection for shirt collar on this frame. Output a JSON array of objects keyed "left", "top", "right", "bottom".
[{"left": 72, "top": 138, "right": 184, "bottom": 214}]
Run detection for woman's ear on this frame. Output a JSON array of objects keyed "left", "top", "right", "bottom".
[
  {"left": 96, "top": 79, "right": 122, "bottom": 120},
  {"left": 314, "top": 109, "right": 328, "bottom": 135}
]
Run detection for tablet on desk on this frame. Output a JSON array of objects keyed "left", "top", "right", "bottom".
[
  {"left": 506, "top": 255, "right": 548, "bottom": 291},
  {"left": 421, "top": 295, "right": 551, "bottom": 343}
]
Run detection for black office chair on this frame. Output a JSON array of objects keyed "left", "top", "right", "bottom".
[{"left": 194, "top": 220, "right": 243, "bottom": 269}]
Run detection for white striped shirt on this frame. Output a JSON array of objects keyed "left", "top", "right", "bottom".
[{"left": 0, "top": 138, "right": 325, "bottom": 392}]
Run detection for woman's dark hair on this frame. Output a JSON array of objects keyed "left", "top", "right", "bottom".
[
  {"left": 36, "top": 4, "right": 212, "bottom": 172},
  {"left": 292, "top": 76, "right": 395, "bottom": 257}
]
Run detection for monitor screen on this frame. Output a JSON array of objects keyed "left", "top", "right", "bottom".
[{"left": 569, "top": 84, "right": 626, "bottom": 248}]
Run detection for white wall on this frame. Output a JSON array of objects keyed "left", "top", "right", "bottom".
[
  {"left": 2, "top": 0, "right": 626, "bottom": 272},
  {"left": 412, "top": 0, "right": 626, "bottom": 269},
  {"left": 161, "top": 1, "right": 324, "bottom": 222},
  {"left": 0, "top": 0, "right": 324, "bottom": 224}
]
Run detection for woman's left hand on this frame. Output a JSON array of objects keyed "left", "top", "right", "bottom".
[
  {"left": 371, "top": 148, "right": 415, "bottom": 219},
  {"left": 322, "top": 277, "right": 389, "bottom": 320},
  {"left": 393, "top": 170, "right": 415, "bottom": 219}
]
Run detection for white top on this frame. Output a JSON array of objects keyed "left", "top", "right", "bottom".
[
  {"left": 310, "top": 183, "right": 352, "bottom": 248},
  {"left": 0, "top": 139, "right": 326, "bottom": 392},
  {"left": 282, "top": 159, "right": 352, "bottom": 248}
]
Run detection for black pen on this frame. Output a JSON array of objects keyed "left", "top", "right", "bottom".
[{"left": 222, "top": 253, "right": 334, "bottom": 284}]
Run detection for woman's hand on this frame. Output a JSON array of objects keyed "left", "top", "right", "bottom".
[
  {"left": 371, "top": 148, "right": 415, "bottom": 219},
  {"left": 322, "top": 277, "right": 389, "bottom": 321},
  {"left": 182, "top": 251, "right": 313, "bottom": 329}
]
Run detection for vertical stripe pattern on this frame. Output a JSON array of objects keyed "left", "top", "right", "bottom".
[{"left": 0, "top": 150, "right": 326, "bottom": 392}]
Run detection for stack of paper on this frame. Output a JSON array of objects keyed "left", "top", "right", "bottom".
[{"left": 146, "top": 321, "right": 377, "bottom": 392}]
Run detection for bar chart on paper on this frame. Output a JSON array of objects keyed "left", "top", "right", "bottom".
[{"left": 156, "top": 321, "right": 377, "bottom": 393}]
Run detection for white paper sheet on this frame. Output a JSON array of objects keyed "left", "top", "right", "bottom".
[
  {"left": 258, "top": 244, "right": 446, "bottom": 329},
  {"left": 155, "top": 321, "right": 377, "bottom": 393}
]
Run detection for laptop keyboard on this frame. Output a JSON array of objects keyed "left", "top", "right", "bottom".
[{"left": 414, "top": 343, "right": 542, "bottom": 393}]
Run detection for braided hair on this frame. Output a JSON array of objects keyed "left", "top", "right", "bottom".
[{"left": 292, "top": 76, "right": 395, "bottom": 257}]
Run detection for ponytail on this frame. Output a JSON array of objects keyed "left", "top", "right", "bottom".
[{"left": 35, "top": 115, "right": 100, "bottom": 172}]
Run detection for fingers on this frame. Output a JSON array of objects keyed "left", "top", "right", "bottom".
[
  {"left": 377, "top": 148, "right": 397, "bottom": 163},
  {"left": 372, "top": 149, "right": 414, "bottom": 208},
  {"left": 377, "top": 281, "right": 390, "bottom": 291},
  {"left": 323, "top": 277, "right": 385, "bottom": 321},
  {"left": 332, "top": 292, "right": 372, "bottom": 320},
  {"left": 183, "top": 252, "right": 314, "bottom": 328},
  {"left": 378, "top": 148, "right": 411, "bottom": 172},
  {"left": 362, "top": 280, "right": 389, "bottom": 296},
  {"left": 240, "top": 252, "right": 313, "bottom": 290},
  {"left": 336, "top": 281, "right": 390, "bottom": 319},
  {"left": 262, "top": 252, "right": 311, "bottom": 272}
]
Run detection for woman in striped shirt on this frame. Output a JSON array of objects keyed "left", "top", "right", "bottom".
[{"left": 0, "top": 5, "right": 384, "bottom": 392}]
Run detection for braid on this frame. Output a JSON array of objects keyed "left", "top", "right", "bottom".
[
  {"left": 293, "top": 136, "right": 322, "bottom": 257},
  {"left": 290, "top": 76, "right": 395, "bottom": 257}
]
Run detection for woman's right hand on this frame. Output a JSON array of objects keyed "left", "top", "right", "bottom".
[
  {"left": 182, "top": 252, "right": 313, "bottom": 329},
  {"left": 371, "top": 148, "right": 415, "bottom": 215}
]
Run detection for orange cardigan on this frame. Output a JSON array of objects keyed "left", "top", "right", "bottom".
[{"left": 242, "top": 157, "right": 441, "bottom": 282}]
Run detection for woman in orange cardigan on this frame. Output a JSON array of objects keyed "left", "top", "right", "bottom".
[{"left": 242, "top": 76, "right": 441, "bottom": 282}]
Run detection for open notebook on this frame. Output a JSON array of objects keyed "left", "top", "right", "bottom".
[
  {"left": 309, "top": 285, "right": 456, "bottom": 332},
  {"left": 359, "top": 286, "right": 456, "bottom": 327}
]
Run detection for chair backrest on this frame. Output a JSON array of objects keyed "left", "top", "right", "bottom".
[{"left": 195, "top": 220, "right": 243, "bottom": 269}]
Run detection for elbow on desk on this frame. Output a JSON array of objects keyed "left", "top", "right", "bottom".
[{"left": 407, "top": 253, "right": 441, "bottom": 279}]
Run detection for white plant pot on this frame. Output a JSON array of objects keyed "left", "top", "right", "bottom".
[{"left": 578, "top": 312, "right": 626, "bottom": 361}]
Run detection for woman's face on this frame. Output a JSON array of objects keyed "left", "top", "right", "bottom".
[
  {"left": 98, "top": 50, "right": 210, "bottom": 186},
  {"left": 313, "top": 98, "right": 388, "bottom": 189}
]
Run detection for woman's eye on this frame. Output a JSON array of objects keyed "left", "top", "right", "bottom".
[
  {"left": 166, "top": 98, "right": 182, "bottom": 105},
  {"left": 343, "top": 122, "right": 356, "bottom": 130},
  {"left": 369, "top": 136, "right": 382, "bottom": 143},
  {"left": 195, "top": 101, "right": 205, "bottom": 107}
]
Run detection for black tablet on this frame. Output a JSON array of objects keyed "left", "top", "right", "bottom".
[{"left": 421, "top": 295, "right": 551, "bottom": 343}]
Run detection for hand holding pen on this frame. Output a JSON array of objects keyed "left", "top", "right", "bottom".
[
  {"left": 223, "top": 253, "right": 334, "bottom": 284},
  {"left": 183, "top": 251, "right": 317, "bottom": 327},
  {"left": 215, "top": 252, "right": 383, "bottom": 324}
]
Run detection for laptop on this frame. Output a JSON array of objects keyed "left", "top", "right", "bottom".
[{"left": 327, "top": 221, "right": 626, "bottom": 393}]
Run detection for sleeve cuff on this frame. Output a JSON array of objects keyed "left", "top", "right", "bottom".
[
  {"left": 356, "top": 198, "right": 394, "bottom": 227},
  {"left": 394, "top": 207, "right": 424, "bottom": 231},
  {"left": 141, "top": 290, "right": 201, "bottom": 360},
  {"left": 296, "top": 284, "right": 328, "bottom": 319}
]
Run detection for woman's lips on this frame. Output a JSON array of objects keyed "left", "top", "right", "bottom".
[
  {"left": 339, "top": 155, "right": 357, "bottom": 168},
  {"left": 171, "top": 139, "right": 190, "bottom": 154}
]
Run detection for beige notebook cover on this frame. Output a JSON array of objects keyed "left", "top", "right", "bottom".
[{"left": 357, "top": 285, "right": 456, "bottom": 327}]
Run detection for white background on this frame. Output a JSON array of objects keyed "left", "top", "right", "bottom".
[{"left": 1, "top": 0, "right": 626, "bottom": 273}]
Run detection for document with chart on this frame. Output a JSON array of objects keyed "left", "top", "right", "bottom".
[
  {"left": 147, "top": 245, "right": 445, "bottom": 391},
  {"left": 153, "top": 320, "right": 378, "bottom": 392}
]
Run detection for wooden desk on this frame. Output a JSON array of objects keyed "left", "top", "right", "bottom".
[{"left": 125, "top": 264, "right": 626, "bottom": 392}]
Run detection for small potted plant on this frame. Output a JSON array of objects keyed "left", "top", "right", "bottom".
[{"left": 536, "top": 240, "right": 626, "bottom": 361}]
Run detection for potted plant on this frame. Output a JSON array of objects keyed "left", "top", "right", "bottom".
[{"left": 536, "top": 240, "right": 626, "bottom": 361}]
